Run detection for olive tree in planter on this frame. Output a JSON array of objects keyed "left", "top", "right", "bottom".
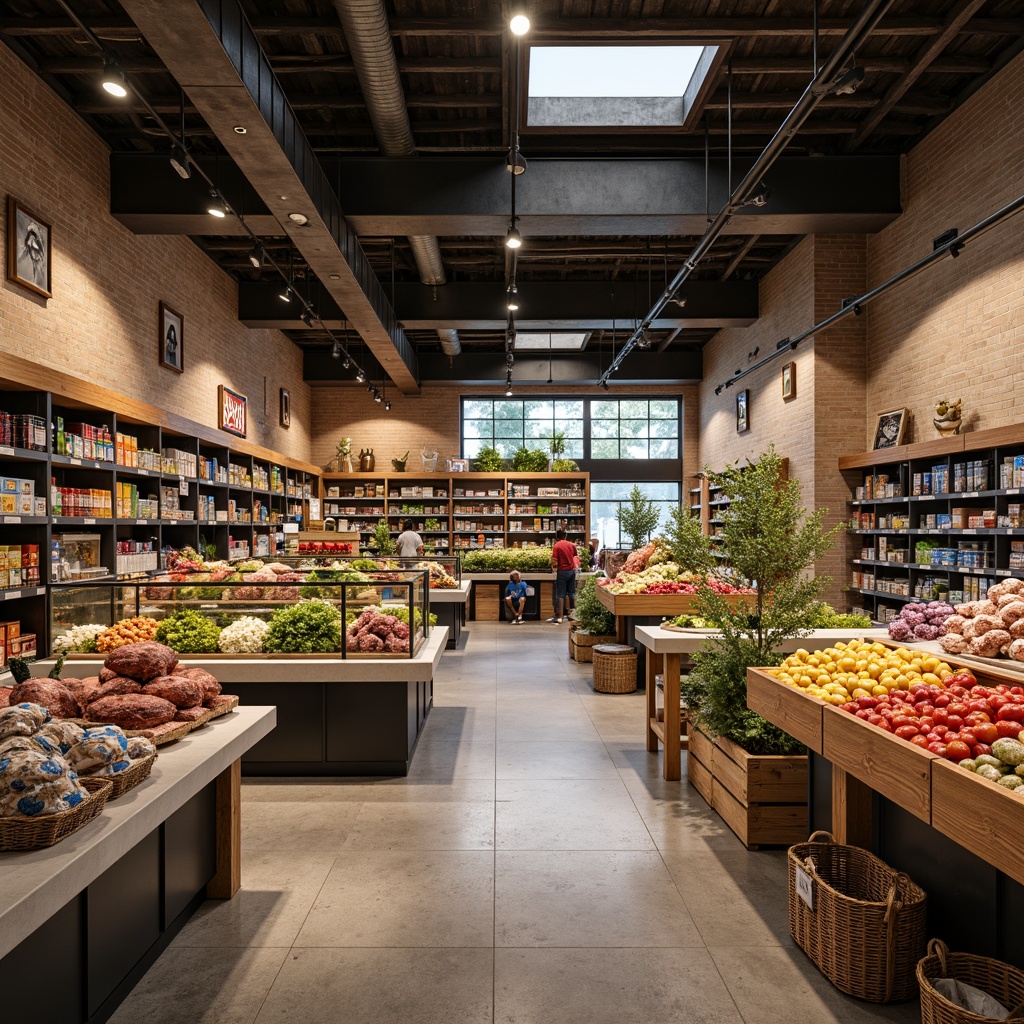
[
  {"left": 680, "top": 445, "right": 841, "bottom": 847},
  {"left": 616, "top": 485, "right": 661, "bottom": 550}
]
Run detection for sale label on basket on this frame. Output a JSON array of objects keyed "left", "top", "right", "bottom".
[{"left": 795, "top": 864, "right": 815, "bottom": 911}]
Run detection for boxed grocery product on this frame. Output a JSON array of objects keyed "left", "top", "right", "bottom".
[
  {"left": 9, "top": 633, "right": 36, "bottom": 660},
  {"left": 950, "top": 507, "right": 972, "bottom": 529}
]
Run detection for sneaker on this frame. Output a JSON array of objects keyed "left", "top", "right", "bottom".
[
  {"left": 555, "top": 618, "right": 563, "bottom": 624},
  {"left": 545, "top": 617, "right": 558, "bottom": 623},
  {"left": 516, "top": 617, "right": 524, "bottom": 623}
]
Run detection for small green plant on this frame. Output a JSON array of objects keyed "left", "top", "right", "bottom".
[
  {"left": 550, "top": 457, "right": 579, "bottom": 472},
  {"left": 336, "top": 437, "right": 352, "bottom": 459},
  {"left": 548, "top": 430, "right": 567, "bottom": 457},
  {"left": 371, "top": 518, "right": 395, "bottom": 555},
  {"left": 264, "top": 601, "right": 342, "bottom": 653},
  {"left": 616, "top": 485, "right": 661, "bottom": 550},
  {"left": 512, "top": 446, "right": 549, "bottom": 472},
  {"left": 574, "top": 577, "right": 616, "bottom": 636},
  {"left": 155, "top": 609, "right": 222, "bottom": 653},
  {"left": 474, "top": 445, "right": 504, "bottom": 472}
]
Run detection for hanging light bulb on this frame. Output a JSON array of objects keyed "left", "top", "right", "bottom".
[
  {"left": 506, "top": 283, "right": 519, "bottom": 311},
  {"left": 169, "top": 140, "right": 191, "bottom": 179},
  {"left": 506, "top": 147, "right": 528, "bottom": 175},
  {"left": 247, "top": 243, "right": 264, "bottom": 268},
  {"left": 207, "top": 188, "right": 227, "bottom": 218},
  {"left": 332, "top": 341, "right": 341, "bottom": 359},
  {"left": 342, "top": 354, "right": 352, "bottom": 369},
  {"left": 101, "top": 59, "right": 128, "bottom": 98},
  {"left": 374, "top": 390, "right": 383, "bottom": 404},
  {"left": 505, "top": 224, "right": 522, "bottom": 250},
  {"left": 355, "top": 368, "right": 366, "bottom": 383}
]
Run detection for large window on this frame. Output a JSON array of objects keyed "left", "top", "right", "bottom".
[
  {"left": 590, "top": 482, "right": 681, "bottom": 550},
  {"left": 462, "top": 399, "right": 584, "bottom": 459},
  {"left": 590, "top": 399, "right": 679, "bottom": 460}
]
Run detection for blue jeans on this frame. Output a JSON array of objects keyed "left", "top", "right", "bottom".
[{"left": 555, "top": 569, "right": 577, "bottom": 601}]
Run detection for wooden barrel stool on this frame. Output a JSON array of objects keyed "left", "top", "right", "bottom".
[{"left": 592, "top": 643, "right": 638, "bottom": 693}]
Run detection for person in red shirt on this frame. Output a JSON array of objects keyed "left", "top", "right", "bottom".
[{"left": 548, "top": 527, "right": 578, "bottom": 624}]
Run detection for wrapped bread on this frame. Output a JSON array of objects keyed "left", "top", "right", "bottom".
[
  {"left": 126, "top": 735, "right": 157, "bottom": 760},
  {"left": 1000, "top": 602, "right": 1024, "bottom": 627},
  {"left": 968, "top": 629, "right": 1010, "bottom": 658},
  {"left": 176, "top": 667, "right": 221, "bottom": 702},
  {"left": 35, "top": 720, "right": 85, "bottom": 756},
  {"left": 85, "top": 694, "right": 176, "bottom": 730},
  {"left": 940, "top": 632, "right": 969, "bottom": 654},
  {"left": 65, "top": 726, "right": 130, "bottom": 774},
  {"left": 8, "top": 680, "right": 79, "bottom": 719},
  {"left": 101, "top": 641, "right": 179, "bottom": 683},
  {"left": 142, "top": 675, "right": 203, "bottom": 710},
  {"left": 0, "top": 747, "right": 88, "bottom": 817},
  {"left": 0, "top": 704, "right": 49, "bottom": 743}
]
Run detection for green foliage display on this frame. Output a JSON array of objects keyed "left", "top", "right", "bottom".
[
  {"left": 660, "top": 507, "right": 717, "bottom": 577},
  {"left": 155, "top": 609, "right": 222, "bottom": 653},
  {"left": 574, "top": 577, "right": 616, "bottom": 636},
  {"left": 550, "top": 458, "right": 579, "bottom": 472},
  {"left": 474, "top": 445, "right": 504, "bottom": 472},
  {"left": 371, "top": 518, "right": 395, "bottom": 555},
  {"left": 679, "top": 445, "right": 843, "bottom": 756},
  {"left": 616, "top": 485, "right": 661, "bottom": 550},
  {"left": 264, "top": 600, "right": 342, "bottom": 653},
  {"left": 511, "top": 446, "right": 550, "bottom": 472},
  {"left": 548, "top": 430, "right": 567, "bottom": 457},
  {"left": 461, "top": 546, "right": 555, "bottom": 573},
  {"left": 806, "top": 602, "right": 873, "bottom": 629},
  {"left": 299, "top": 568, "right": 370, "bottom": 599}
]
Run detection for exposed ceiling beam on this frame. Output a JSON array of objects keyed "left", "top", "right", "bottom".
[
  {"left": 845, "top": 0, "right": 990, "bottom": 152},
  {"left": 720, "top": 236, "right": 760, "bottom": 281},
  {"left": 238, "top": 279, "right": 758, "bottom": 332},
  {"left": 75, "top": 92, "right": 503, "bottom": 114},
  {"left": 116, "top": 0, "right": 420, "bottom": 393}
]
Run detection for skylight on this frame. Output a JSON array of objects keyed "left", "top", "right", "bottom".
[
  {"left": 525, "top": 43, "right": 722, "bottom": 130},
  {"left": 515, "top": 332, "right": 590, "bottom": 351}
]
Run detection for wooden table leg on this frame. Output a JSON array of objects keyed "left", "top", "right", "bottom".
[
  {"left": 663, "top": 653, "right": 682, "bottom": 781},
  {"left": 831, "top": 766, "right": 873, "bottom": 847},
  {"left": 616, "top": 614, "right": 628, "bottom": 644},
  {"left": 646, "top": 649, "right": 659, "bottom": 753},
  {"left": 207, "top": 759, "right": 241, "bottom": 899}
]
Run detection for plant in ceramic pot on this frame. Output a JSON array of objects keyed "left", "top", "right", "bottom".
[
  {"left": 512, "top": 446, "right": 550, "bottom": 472},
  {"left": 336, "top": 437, "right": 353, "bottom": 473},
  {"left": 616, "top": 485, "right": 661, "bottom": 551}
]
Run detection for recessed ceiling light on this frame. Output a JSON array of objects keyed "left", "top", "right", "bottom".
[
  {"left": 288, "top": 212, "right": 308, "bottom": 225},
  {"left": 510, "top": 11, "right": 530, "bottom": 35},
  {"left": 233, "top": 125, "right": 247, "bottom": 134}
]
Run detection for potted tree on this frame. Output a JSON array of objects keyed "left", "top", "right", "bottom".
[
  {"left": 616, "top": 485, "right": 661, "bottom": 551},
  {"left": 548, "top": 430, "right": 579, "bottom": 472},
  {"left": 680, "top": 445, "right": 841, "bottom": 847},
  {"left": 568, "top": 577, "right": 618, "bottom": 662}
]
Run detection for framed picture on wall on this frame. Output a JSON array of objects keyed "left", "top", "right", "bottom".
[
  {"left": 7, "top": 197, "right": 52, "bottom": 298},
  {"left": 782, "top": 361, "right": 796, "bottom": 401},
  {"left": 736, "top": 389, "right": 750, "bottom": 434},
  {"left": 280, "top": 388, "right": 291, "bottom": 428},
  {"left": 158, "top": 301, "right": 184, "bottom": 373},
  {"left": 873, "top": 407, "right": 908, "bottom": 450}
]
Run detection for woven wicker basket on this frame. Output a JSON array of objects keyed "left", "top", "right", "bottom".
[
  {"left": 569, "top": 626, "right": 616, "bottom": 663},
  {"left": 788, "top": 830, "right": 927, "bottom": 1002},
  {"left": 100, "top": 753, "right": 157, "bottom": 801},
  {"left": 592, "top": 643, "right": 637, "bottom": 693},
  {"left": 0, "top": 776, "right": 112, "bottom": 852},
  {"left": 918, "top": 939, "right": 1024, "bottom": 1024}
]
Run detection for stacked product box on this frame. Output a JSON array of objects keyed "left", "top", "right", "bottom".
[
  {"left": 55, "top": 418, "right": 115, "bottom": 462},
  {"left": 161, "top": 447, "right": 197, "bottom": 477},
  {"left": 952, "top": 459, "right": 993, "bottom": 491},
  {"left": 0, "top": 476, "right": 38, "bottom": 516},
  {"left": 999, "top": 456, "right": 1024, "bottom": 489},
  {"left": 51, "top": 483, "right": 112, "bottom": 517},
  {"left": 0, "top": 411, "right": 47, "bottom": 451},
  {"left": 0, "top": 545, "right": 41, "bottom": 589},
  {"left": 115, "top": 539, "right": 159, "bottom": 575}
]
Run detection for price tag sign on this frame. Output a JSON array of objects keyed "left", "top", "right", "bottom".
[
  {"left": 83, "top": 517, "right": 96, "bottom": 525},
  {"left": 795, "top": 865, "right": 815, "bottom": 911},
  {"left": 3, "top": 515, "right": 20, "bottom": 524}
]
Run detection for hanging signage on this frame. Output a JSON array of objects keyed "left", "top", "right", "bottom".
[{"left": 218, "top": 385, "right": 247, "bottom": 438}]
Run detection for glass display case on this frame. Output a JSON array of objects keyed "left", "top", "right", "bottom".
[
  {"left": 264, "top": 553, "right": 461, "bottom": 586},
  {"left": 50, "top": 567, "right": 431, "bottom": 659}
]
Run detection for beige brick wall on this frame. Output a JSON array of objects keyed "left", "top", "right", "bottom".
[
  {"left": 865, "top": 48, "right": 1024, "bottom": 447},
  {"left": 0, "top": 41, "right": 311, "bottom": 461}
]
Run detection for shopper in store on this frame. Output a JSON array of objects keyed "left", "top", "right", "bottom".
[
  {"left": 548, "top": 526, "right": 578, "bottom": 624},
  {"left": 396, "top": 519, "right": 424, "bottom": 557},
  {"left": 504, "top": 570, "right": 528, "bottom": 623}
]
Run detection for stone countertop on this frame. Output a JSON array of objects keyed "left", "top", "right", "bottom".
[
  {"left": 41, "top": 628, "right": 449, "bottom": 684},
  {"left": 428, "top": 581, "right": 472, "bottom": 603},
  {"left": 0, "top": 704, "right": 276, "bottom": 959},
  {"left": 633, "top": 626, "right": 892, "bottom": 654}
]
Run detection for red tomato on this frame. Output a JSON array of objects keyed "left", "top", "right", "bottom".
[
  {"left": 928, "top": 742, "right": 948, "bottom": 757},
  {"left": 988, "top": 695, "right": 1011, "bottom": 710},
  {"left": 945, "top": 740, "right": 972, "bottom": 762},
  {"left": 968, "top": 700, "right": 991, "bottom": 714},
  {"left": 857, "top": 696, "right": 879, "bottom": 709},
  {"left": 930, "top": 725, "right": 949, "bottom": 737},
  {"left": 946, "top": 714, "right": 965, "bottom": 731},
  {"left": 995, "top": 684, "right": 1013, "bottom": 695},
  {"left": 918, "top": 717, "right": 935, "bottom": 732},
  {"left": 959, "top": 728, "right": 978, "bottom": 746},
  {"left": 997, "top": 705, "right": 1024, "bottom": 723},
  {"left": 971, "top": 743, "right": 993, "bottom": 758},
  {"left": 875, "top": 718, "right": 892, "bottom": 732},
  {"left": 910, "top": 735, "right": 931, "bottom": 748},
  {"left": 948, "top": 702, "right": 969, "bottom": 717},
  {"left": 1012, "top": 687, "right": 1024, "bottom": 697},
  {"left": 934, "top": 694, "right": 952, "bottom": 708},
  {"left": 932, "top": 709, "right": 949, "bottom": 726},
  {"left": 916, "top": 704, "right": 935, "bottom": 717},
  {"left": 841, "top": 702, "right": 859, "bottom": 713},
  {"left": 996, "top": 721, "right": 1024, "bottom": 739},
  {"left": 892, "top": 716, "right": 919, "bottom": 730},
  {"left": 868, "top": 714, "right": 884, "bottom": 726},
  {"left": 895, "top": 725, "right": 920, "bottom": 740},
  {"left": 855, "top": 710, "right": 872, "bottom": 720},
  {"left": 973, "top": 722, "right": 999, "bottom": 744}
]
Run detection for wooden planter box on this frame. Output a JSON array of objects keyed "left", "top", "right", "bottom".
[
  {"left": 568, "top": 625, "right": 617, "bottom": 662},
  {"left": 687, "top": 721, "right": 808, "bottom": 848}
]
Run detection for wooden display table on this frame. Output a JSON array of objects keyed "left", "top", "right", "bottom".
[
  {"left": 635, "top": 626, "right": 890, "bottom": 780},
  {"left": 0, "top": 706, "right": 275, "bottom": 1024}
]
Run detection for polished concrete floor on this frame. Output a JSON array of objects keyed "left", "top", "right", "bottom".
[{"left": 110, "top": 622, "right": 918, "bottom": 1024}]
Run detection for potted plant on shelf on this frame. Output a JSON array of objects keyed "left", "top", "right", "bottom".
[
  {"left": 616, "top": 485, "right": 661, "bottom": 550},
  {"left": 474, "top": 445, "right": 504, "bottom": 472},
  {"left": 512, "top": 446, "right": 550, "bottom": 472},
  {"left": 336, "top": 437, "right": 353, "bottom": 473},
  {"left": 679, "top": 444, "right": 841, "bottom": 847},
  {"left": 547, "top": 430, "right": 579, "bottom": 472},
  {"left": 568, "top": 577, "right": 618, "bottom": 662}
]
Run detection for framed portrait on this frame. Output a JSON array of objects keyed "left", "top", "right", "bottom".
[
  {"left": 218, "top": 385, "right": 247, "bottom": 438},
  {"left": 7, "top": 197, "right": 52, "bottom": 298},
  {"left": 873, "top": 408, "right": 908, "bottom": 450},
  {"left": 782, "top": 361, "right": 796, "bottom": 401},
  {"left": 736, "top": 389, "right": 750, "bottom": 434},
  {"left": 159, "top": 302, "right": 184, "bottom": 373},
  {"left": 280, "top": 387, "right": 291, "bottom": 428}
]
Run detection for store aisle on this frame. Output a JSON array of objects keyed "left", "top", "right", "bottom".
[{"left": 110, "top": 623, "right": 918, "bottom": 1024}]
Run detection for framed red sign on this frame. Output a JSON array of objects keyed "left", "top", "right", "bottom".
[{"left": 218, "top": 385, "right": 247, "bottom": 438}]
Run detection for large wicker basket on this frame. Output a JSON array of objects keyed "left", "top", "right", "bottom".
[
  {"left": 788, "top": 830, "right": 927, "bottom": 1002},
  {"left": 0, "top": 776, "right": 112, "bottom": 852},
  {"left": 918, "top": 939, "right": 1024, "bottom": 1024},
  {"left": 569, "top": 625, "right": 617, "bottom": 663},
  {"left": 592, "top": 643, "right": 637, "bottom": 693}
]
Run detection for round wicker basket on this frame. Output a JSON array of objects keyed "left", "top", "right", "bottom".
[{"left": 592, "top": 643, "right": 637, "bottom": 693}]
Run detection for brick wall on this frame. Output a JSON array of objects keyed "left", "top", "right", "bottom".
[
  {"left": 0, "top": 41, "right": 311, "bottom": 461},
  {"left": 864, "top": 48, "right": 1024, "bottom": 447}
]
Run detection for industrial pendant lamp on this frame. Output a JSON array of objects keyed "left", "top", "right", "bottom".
[
  {"left": 505, "top": 222, "right": 522, "bottom": 250},
  {"left": 506, "top": 283, "right": 519, "bottom": 311},
  {"left": 101, "top": 59, "right": 128, "bottom": 97}
]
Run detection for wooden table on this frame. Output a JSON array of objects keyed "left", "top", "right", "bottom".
[{"left": 635, "top": 626, "right": 891, "bottom": 781}]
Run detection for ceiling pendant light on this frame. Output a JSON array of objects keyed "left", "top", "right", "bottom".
[
  {"left": 278, "top": 283, "right": 292, "bottom": 302},
  {"left": 247, "top": 243, "right": 264, "bottom": 268},
  {"left": 332, "top": 341, "right": 342, "bottom": 359},
  {"left": 506, "top": 283, "right": 519, "bottom": 311},
  {"left": 299, "top": 308, "right": 314, "bottom": 327},
  {"left": 374, "top": 389, "right": 383, "bottom": 404},
  {"left": 355, "top": 368, "right": 367, "bottom": 383},
  {"left": 385, "top": 400, "right": 392, "bottom": 412},
  {"left": 505, "top": 224, "right": 522, "bottom": 250},
  {"left": 506, "top": 147, "right": 528, "bottom": 175},
  {"left": 509, "top": 8, "right": 530, "bottom": 35},
  {"left": 207, "top": 188, "right": 227, "bottom": 218},
  {"left": 169, "top": 140, "right": 191, "bottom": 180},
  {"left": 101, "top": 59, "right": 128, "bottom": 98}
]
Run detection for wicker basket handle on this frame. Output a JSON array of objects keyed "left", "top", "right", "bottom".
[
  {"left": 882, "top": 880, "right": 906, "bottom": 1002},
  {"left": 806, "top": 830, "right": 837, "bottom": 845},
  {"left": 927, "top": 938, "right": 950, "bottom": 978}
]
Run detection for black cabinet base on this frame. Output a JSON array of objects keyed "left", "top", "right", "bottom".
[{"left": 434, "top": 602, "right": 463, "bottom": 648}]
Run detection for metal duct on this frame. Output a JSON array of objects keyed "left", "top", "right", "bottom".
[{"left": 334, "top": 0, "right": 461, "bottom": 357}]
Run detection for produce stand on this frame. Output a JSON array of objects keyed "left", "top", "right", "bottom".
[
  {"left": 41, "top": 629, "right": 448, "bottom": 777},
  {"left": 749, "top": 657, "right": 1024, "bottom": 964},
  {"left": 0, "top": 705, "right": 275, "bottom": 1024},
  {"left": 429, "top": 579, "right": 472, "bottom": 648}
]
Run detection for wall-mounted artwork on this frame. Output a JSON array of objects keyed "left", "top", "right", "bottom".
[
  {"left": 159, "top": 302, "right": 184, "bottom": 373},
  {"left": 7, "top": 197, "right": 51, "bottom": 298},
  {"left": 736, "top": 389, "right": 750, "bottom": 434}
]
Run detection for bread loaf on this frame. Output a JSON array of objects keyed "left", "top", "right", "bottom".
[
  {"left": 101, "top": 641, "right": 179, "bottom": 682},
  {"left": 64, "top": 677, "right": 101, "bottom": 709},
  {"left": 177, "top": 667, "right": 221, "bottom": 702},
  {"left": 174, "top": 705, "right": 208, "bottom": 723},
  {"left": 99, "top": 667, "right": 117, "bottom": 683},
  {"left": 142, "top": 674, "right": 203, "bottom": 709},
  {"left": 87, "top": 676, "right": 142, "bottom": 706},
  {"left": 9, "top": 680, "right": 80, "bottom": 719},
  {"left": 85, "top": 693, "right": 176, "bottom": 730}
]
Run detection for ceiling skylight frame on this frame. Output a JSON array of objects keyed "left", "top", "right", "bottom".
[{"left": 514, "top": 331, "right": 591, "bottom": 351}]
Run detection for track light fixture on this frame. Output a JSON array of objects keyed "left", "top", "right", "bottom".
[
  {"left": 207, "top": 188, "right": 227, "bottom": 218},
  {"left": 332, "top": 341, "right": 341, "bottom": 359},
  {"left": 247, "top": 243, "right": 264, "bottom": 269},
  {"left": 829, "top": 65, "right": 865, "bottom": 96},
  {"left": 506, "top": 283, "right": 519, "bottom": 311},
  {"left": 509, "top": 8, "right": 530, "bottom": 34},
  {"left": 505, "top": 223, "right": 522, "bottom": 250},
  {"left": 670, "top": 295, "right": 687, "bottom": 309},
  {"left": 367, "top": 384, "right": 375, "bottom": 394},
  {"left": 101, "top": 59, "right": 128, "bottom": 98},
  {"left": 355, "top": 368, "right": 367, "bottom": 383},
  {"left": 169, "top": 140, "right": 191, "bottom": 180},
  {"left": 278, "top": 283, "right": 292, "bottom": 302},
  {"left": 506, "top": 147, "right": 528, "bottom": 175},
  {"left": 342, "top": 355, "right": 351, "bottom": 369},
  {"left": 374, "top": 389, "right": 382, "bottom": 404},
  {"left": 742, "top": 181, "right": 770, "bottom": 208},
  {"left": 599, "top": 380, "right": 610, "bottom": 391},
  {"left": 385, "top": 400, "right": 392, "bottom": 412},
  {"left": 299, "top": 308, "right": 314, "bottom": 327},
  {"left": 505, "top": 379, "right": 514, "bottom": 397}
]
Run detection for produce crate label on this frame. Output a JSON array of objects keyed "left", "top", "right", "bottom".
[{"left": 795, "top": 865, "right": 815, "bottom": 911}]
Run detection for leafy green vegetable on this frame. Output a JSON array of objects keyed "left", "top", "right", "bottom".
[
  {"left": 155, "top": 609, "right": 222, "bottom": 653},
  {"left": 264, "top": 601, "right": 342, "bottom": 653},
  {"left": 574, "top": 578, "right": 616, "bottom": 636},
  {"left": 300, "top": 568, "right": 370, "bottom": 599},
  {"left": 806, "top": 602, "right": 872, "bottom": 629},
  {"left": 461, "top": 546, "right": 553, "bottom": 573}
]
